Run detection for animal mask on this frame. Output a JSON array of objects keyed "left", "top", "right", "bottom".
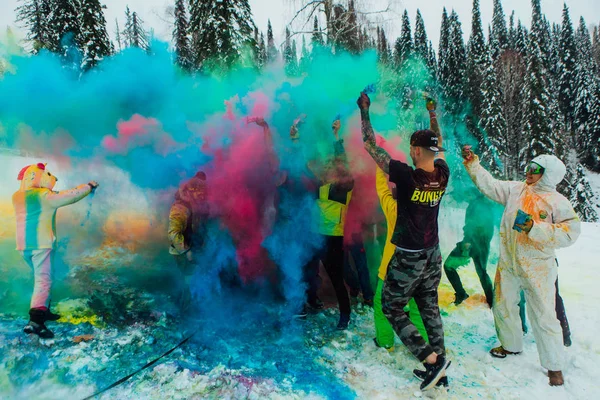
[{"left": 17, "top": 163, "right": 57, "bottom": 190}]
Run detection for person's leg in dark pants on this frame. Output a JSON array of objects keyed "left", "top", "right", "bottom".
[
  {"left": 472, "top": 241, "right": 494, "bottom": 308},
  {"left": 350, "top": 240, "right": 374, "bottom": 302},
  {"left": 412, "top": 246, "right": 445, "bottom": 357},
  {"left": 322, "top": 235, "right": 351, "bottom": 328},
  {"left": 303, "top": 244, "right": 324, "bottom": 309},
  {"left": 382, "top": 248, "right": 433, "bottom": 361},
  {"left": 343, "top": 247, "right": 361, "bottom": 297},
  {"left": 443, "top": 243, "right": 469, "bottom": 305},
  {"left": 555, "top": 278, "right": 571, "bottom": 346}
]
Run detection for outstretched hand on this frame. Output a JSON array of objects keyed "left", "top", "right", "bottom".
[
  {"left": 332, "top": 119, "right": 341, "bottom": 138},
  {"left": 88, "top": 181, "right": 99, "bottom": 191},
  {"left": 248, "top": 117, "right": 268, "bottom": 127},
  {"left": 461, "top": 145, "right": 475, "bottom": 164},
  {"left": 357, "top": 92, "right": 371, "bottom": 110},
  {"left": 424, "top": 93, "right": 437, "bottom": 111}
]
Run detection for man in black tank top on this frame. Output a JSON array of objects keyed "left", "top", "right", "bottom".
[{"left": 357, "top": 92, "right": 450, "bottom": 390}]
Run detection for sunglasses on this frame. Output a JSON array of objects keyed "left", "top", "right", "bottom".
[{"left": 525, "top": 163, "right": 545, "bottom": 175}]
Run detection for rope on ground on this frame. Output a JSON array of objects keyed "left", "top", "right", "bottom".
[{"left": 81, "top": 326, "right": 200, "bottom": 400}]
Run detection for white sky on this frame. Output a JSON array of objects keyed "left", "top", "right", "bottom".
[{"left": 1, "top": 0, "right": 598, "bottom": 51}]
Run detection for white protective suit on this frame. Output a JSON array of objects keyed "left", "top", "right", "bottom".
[{"left": 465, "top": 154, "right": 580, "bottom": 371}]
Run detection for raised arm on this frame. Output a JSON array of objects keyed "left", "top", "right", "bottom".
[
  {"left": 463, "top": 147, "right": 518, "bottom": 206},
  {"left": 43, "top": 182, "right": 97, "bottom": 209},
  {"left": 250, "top": 117, "right": 279, "bottom": 173},
  {"left": 332, "top": 119, "right": 354, "bottom": 192},
  {"left": 357, "top": 93, "right": 391, "bottom": 173},
  {"left": 425, "top": 95, "right": 444, "bottom": 160}
]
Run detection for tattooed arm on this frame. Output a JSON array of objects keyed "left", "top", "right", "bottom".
[
  {"left": 357, "top": 93, "right": 391, "bottom": 173},
  {"left": 425, "top": 96, "right": 445, "bottom": 160}
]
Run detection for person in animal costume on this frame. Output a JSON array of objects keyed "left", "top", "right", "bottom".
[{"left": 13, "top": 162, "right": 98, "bottom": 339}]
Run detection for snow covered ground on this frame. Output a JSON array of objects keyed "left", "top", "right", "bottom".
[
  {"left": 1, "top": 219, "right": 599, "bottom": 400},
  {"left": 1, "top": 166, "right": 599, "bottom": 400}
]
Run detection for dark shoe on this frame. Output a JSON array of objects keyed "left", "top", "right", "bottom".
[
  {"left": 548, "top": 370, "right": 564, "bottom": 386},
  {"left": 363, "top": 298, "right": 374, "bottom": 307},
  {"left": 307, "top": 297, "right": 324, "bottom": 310},
  {"left": 420, "top": 355, "right": 451, "bottom": 390},
  {"left": 23, "top": 321, "right": 54, "bottom": 339},
  {"left": 336, "top": 313, "right": 350, "bottom": 330},
  {"left": 413, "top": 369, "right": 448, "bottom": 387},
  {"left": 490, "top": 346, "right": 521, "bottom": 358},
  {"left": 454, "top": 292, "right": 469, "bottom": 305},
  {"left": 563, "top": 335, "right": 572, "bottom": 347},
  {"left": 45, "top": 310, "right": 61, "bottom": 321}
]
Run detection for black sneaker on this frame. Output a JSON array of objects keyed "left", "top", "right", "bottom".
[
  {"left": 420, "top": 356, "right": 451, "bottom": 390},
  {"left": 23, "top": 321, "right": 54, "bottom": 339},
  {"left": 454, "top": 292, "right": 469, "bottom": 305},
  {"left": 413, "top": 369, "right": 449, "bottom": 387},
  {"left": 336, "top": 314, "right": 350, "bottom": 330}
]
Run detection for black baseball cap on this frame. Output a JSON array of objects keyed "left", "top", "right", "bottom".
[{"left": 410, "top": 130, "right": 446, "bottom": 152}]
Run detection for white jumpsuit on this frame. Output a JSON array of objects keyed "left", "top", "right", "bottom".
[{"left": 465, "top": 154, "right": 580, "bottom": 371}]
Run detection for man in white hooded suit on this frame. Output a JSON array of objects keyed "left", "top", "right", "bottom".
[{"left": 462, "top": 147, "right": 580, "bottom": 387}]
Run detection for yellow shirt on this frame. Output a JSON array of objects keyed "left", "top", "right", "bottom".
[{"left": 376, "top": 167, "right": 396, "bottom": 280}]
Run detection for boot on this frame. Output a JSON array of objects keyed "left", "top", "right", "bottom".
[
  {"left": 336, "top": 313, "right": 350, "bottom": 330},
  {"left": 45, "top": 302, "right": 61, "bottom": 321},
  {"left": 24, "top": 309, "right": 54, "bottom": 339},
  {"left": 548, "top": 370, "right": 564, "bottom": 386}
]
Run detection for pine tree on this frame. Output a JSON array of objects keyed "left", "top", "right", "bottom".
[
  {"left": 188, "top": 0, "right": 256, "bottom": 71},
  {"left": 115, "top": 18, "right": 122, "bottom": 51},
  {"left": 437, "top": 8, "right": 451, "bottom": 100},
  {"left": 564, "top": 163, "right": 598, "bottom": 222},
  {"left": 79, "top": 0, "right": 112, "bottom": 70},
  {"left": 299, "top": 35, "right": 310, "bottom": 72},
  {"left": 257, "top": 32, "right": 267, "bottom": 69},
  {"left": 414, "top": 10, "right": 428, "bottom": 61},
  {"left": 558, "top": 4, "right": 577, "bottom": 132},
  {"left": 15, "top": 0, "right": 52, "bottom": 53},
  {"left": 515, "top": 21, "right": 528, "bottom": 55},
  {"left": 426, "top": 41, "right": 437, "bottom": 74},
  {"left": 466, "top": 0, "right": 487, "bottom": 119},
  {"left": 521, "top": 0, "right": 555, "bottom": 165},
  {"left": 267, "top": 19, "right": 278, "bottom": 63},
  {"left": 311, "top": 16, "right": 324, "bottom": 48},
  {"left": 508, "top": 11, "right": 516, "bottom": 50},
  {"left": 123, "top": 6, "right": 132, "bottom": 48},
  {"left": 574, "top": 17, "right": 600, "bottom": 171},
  {"left": 284, "top": 27, "right": 298, "bottom": 76},
  {"left": 378, "top": 26, "right": 391, "bottom": 65},
  {"left": 445, "top": 10, "right": 467, "bottom": 115},
  {"left": 173, "top": 0, "right": 192, "bottom": 71},
  {"left": 130, "top": 12, "right": 149, "bottom": 50},
  {"left": 394, "top": 10, "right": 412, "bottom": 67},
  {"left": 46, "top": 0, "right": 82, "bottom": 56},
  {"left": 479, "top": 51, "right": 507, "bottom": 176},
  {"left": 592, "top": 26, "right": 600, "bottom": 72},
  {"left": 490, "top": 0, "right": 508, "bottom": 59}
]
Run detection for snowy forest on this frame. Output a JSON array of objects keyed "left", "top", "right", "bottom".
[{"left": 8, "top": 0, "right": 600, "bottom": 222}]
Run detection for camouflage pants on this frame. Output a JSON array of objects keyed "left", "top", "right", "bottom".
[{"left": 382, "top": 245, "right": 444, "bottom": 361}]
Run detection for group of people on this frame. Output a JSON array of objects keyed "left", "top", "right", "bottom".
[{"left": 12, "top": 89, "right": 581, "bottom": 390}]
